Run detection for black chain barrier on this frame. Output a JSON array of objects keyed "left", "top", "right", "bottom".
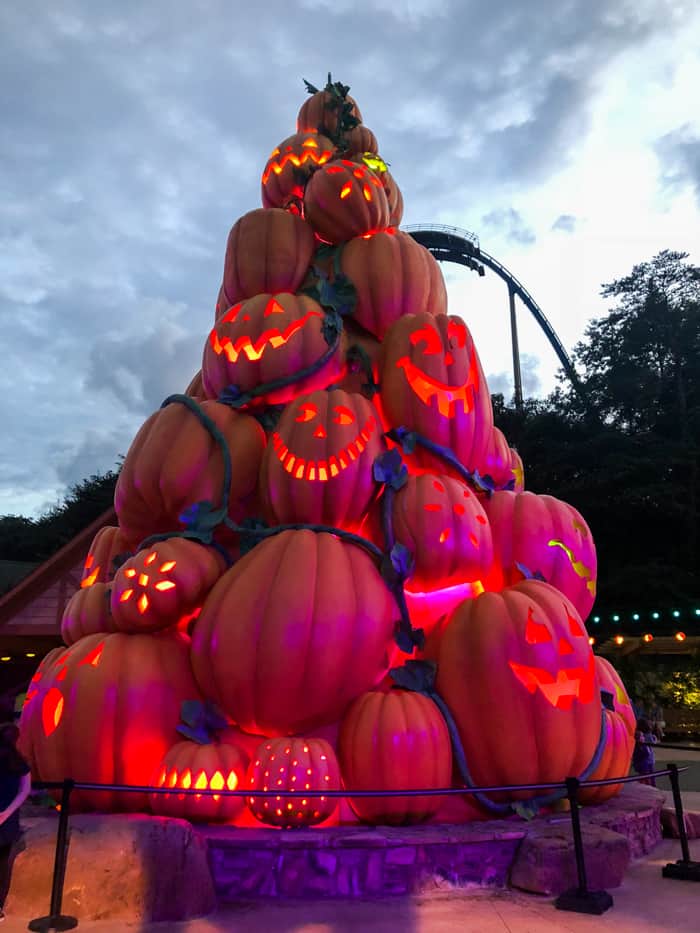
[{"left": 25, "top": 764, "right": 697, "bottom": 930}]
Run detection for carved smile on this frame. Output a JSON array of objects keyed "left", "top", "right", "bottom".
[
  {"left": 271, "top": 416, "right": 377, "bottom": 482},
  {"left": 547, "top": 539, "right": 597, "bottom": 596},
  {"left": 509, "top": 653, "right": 595, "bottom": 711},
  {"left": 395, "top": 356, "right": 479, "bottom": 418},
  {"left": 262, "top": 147, "right": 333, "bottom": 185},
  {"left": 210, "top": 311, "right": 322, "bottom": 364}
]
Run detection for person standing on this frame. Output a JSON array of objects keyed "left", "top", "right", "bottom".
[
  {"left": 632, "top": 718, "right": 658, "bottom": 787},
  {"left": 0, "top": 723, "right": 31, "bottom": 922}
]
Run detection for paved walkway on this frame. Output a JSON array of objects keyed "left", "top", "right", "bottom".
[{"left": 4, "top": 836, "right": 698, "bottom": 933}]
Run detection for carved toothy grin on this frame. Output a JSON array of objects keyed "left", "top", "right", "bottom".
[
  {"left": 395, "top": 356, "right": 480, "bottom": 418},
  {"left": 262, "top": 145, "right": 333, "bottom": 185},
  {"left": 210, "top": 311, "right": 322, "bottom": 364},
  {"left": 509, "top": 652, "right": 595, "bottom": 711},
  {"left": 271, "top": 416, "right": 377, "bottom": 482}
]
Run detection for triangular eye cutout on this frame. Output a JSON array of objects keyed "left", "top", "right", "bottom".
[
  {"left": 567, "top": 608, "right": 584, "bottom": 637},
  {"left": 525, "top": 607, "right": 552, "bottom": 644},
  {"left": 558, "top": 637, "right": 574, "bottom": 655},
  {"left": 264, "top": 298, "right": 286, "bottom": 316}
]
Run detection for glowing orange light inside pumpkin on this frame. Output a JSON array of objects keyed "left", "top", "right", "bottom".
[
  {"left": 210, "top": 306, "right": 322, "bottom": 364},
  {"left": 80, "top": 643, "right": 104, "bottom": 667},
  {"left": 396, "top": 323, "right": 480, "bottom": 418},
  {"left": 272, "top": 414, "right": 377, "bottom": 483},
  {"left": 41, "top": 687, "right": 64, "bottom": 737},
  {"left": 547, "top": 538, "right": 596, "bottom": 596},
  {"left": 340, "top": 183, "right": 352, "bottom": 199},
  {"left": 145, "top": 552, "right": 157, "bottom": 566}
]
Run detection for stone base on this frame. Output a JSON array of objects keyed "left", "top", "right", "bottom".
[
  {"left": 661, "top": 807, "right": 700, "bottom": 839},
  {"left": 7, "top": 813, "right": 216, "bottom": 923}
]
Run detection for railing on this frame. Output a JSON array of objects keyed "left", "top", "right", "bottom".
[
  {"left": 24, "top": 762, "right": 699, "bottom": 931},
  {"left": 403, "top": 222, "right": 480, "bottom": 249}
]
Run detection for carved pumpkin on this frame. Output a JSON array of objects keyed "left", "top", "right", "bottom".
[
  {"left": 482, "top": 491, "right": 597, "bottom": 621},
  {"left": 381, "top": 169, "right": 404, "bottom": 226},
  {"left": 579, "top": 657, "right": 635, "bottom": 805},
  {"left": 61, "top": 582, "right": 116, "bottom": 646},
  {"left": 297, "top": 88, "right": 362, "bottom": 137},
  {"left": 190, "top": 530, "right": 396, "bottom": 736},
  {"left": 304, "top": 160, "right": 390, "bottom": 244},
  {"left": 478, "top": 427, "right": 525, "bottom": 492},
  {"left": 110, "top": 539, "right": 226, "bottom": 633},
  {"left": 115, "top": 399, "right": 265, "bottom": 549},
  {"left": 379, "top": 313, "right": 494, "bottom": 474},
  {"left": 261, "top": 132, "right": 335, "bottom": 210},
  {"left": 339, "top": 689, "right": 452, "bottom": 825},
  {"left": 80, "top": 525, "right": 131, "bottom": 589},
  {"left": 221, "top": 208, "right": 315, "bottom": 307},
  {"left": 150, "top": 731, "right": 250, "bottom": 822},
  {"left": 260, "top": 389, "right": 385, "bottom": 529},
  {"left": 18, "top": 631, "right": 200, "bottom": 811},
  {"left": 371, "top": 474, "right": 493, "bottom": 592},
  {"left": 428, "top": 581, "right": 599, "bottom": 804},
  {"left": 343, "top": 125, "right": 379, "bottom": 157},
  {"left": 340, "top": 230, "right": 447, "bottom": 339},
  {"left": 202, "top": 292, "right": 343, "bottom": 407},
  {"left": 246, "top": 737, "right": 341, "bottom": 827}
]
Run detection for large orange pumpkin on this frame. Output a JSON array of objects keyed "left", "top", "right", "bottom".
[
  {"left": 482, "top": 490, "right": 597, "bottom": 621},
  {"left": 190, "top": 530, "right": 396, "bottom": 736},
  {"left": 18, "top": 631, "right": 200, "bottom": 812},
  {"left": 221, "top": 208, "right": 315, "bottom": 307},
  {"left": 114, "top": 398, "right": 265, "bottom": 549},
  {"left": 428, "top": 581, "right": 600, "bottom": 805},
  {"left": 379, "top": 313, "right": 494, "bottom": 475},
  {"left": 339, "top": 689, "right": 452, "bottom": 825},
  {"left": 110, "top": 539, "right": 226, "bottom": 633},
  {"left": 304, "top": 160, "right": 390, "bottom": 244},
  {"left": 246, "top": 737, "right": 341, "bottom": 827},
  {"left": 61, "top": 582, "right": 116, "bottom": 646},
  {"left": 202, "top": 292, "right": 343, "bottom": 407},
  {"left": 340, "top": 231, "right": 447, "bottom": 339},
  {"left": 343, "top": 125, "right": 379, "bottom": 157},
  {"left": 477, "top": 427, "right": 525, "bottom": 492},
  {"left": 579, "top": 657, "right": 635, "bottom": 805},
  {"left": 297, "top": 86, "right": 362, "bottom": 137},
  {"left": 80, "top": 525, "right": 131, "bottom": 589},
  {"left": 261, "top": 132, "right": 335, "bottom": 209},
  {"left": 260, "top": 389, "right": 385, "bottom": 529}
]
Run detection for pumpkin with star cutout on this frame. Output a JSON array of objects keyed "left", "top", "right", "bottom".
[
  {"left": 221, "top": 208, "right": 315, "bottom": 308},
  {"left": 110, "top": 538, "right": 226, "bottom": 633},
  {"left": 246, "top": 737, "right": 341, "bottom": 827},
  {"left": 579, "top": 656, "right": 635, "bottom": 805},
  {"left": 427, "top": 580, "right": 600, "bottom": 805},
  {"left": 260, "top": 389, "right": 385, "bottom": 529},
  {"left": 340, "top": 230, "right": 447, "bottom": 339},
  {"left": 18, "top": 631, "right": 200, "bottom": 812},
  {"left": 261, "top": 132, "right": 335, "bottom": 210},
  {"left": 379, "top": 313, "right": 494, "bottom": 475},
  {"left": 190, "top": 530, "right": 396, "bottom": 736},
  {"left": 482, "top": 490, "right": 597, "bottom": 621},
  {"left": 304, "top": 159, "right": 390, "bottom": 243},
  {"left": 202, "top": 292, "right": 344, "bottom": 407}
]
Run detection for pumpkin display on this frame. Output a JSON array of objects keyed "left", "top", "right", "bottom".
[
  {"left": 114, "top": 399, "right": 265, "bottom": 549},
  {"left": 379, "top": 313, "right": 494, "bottom": 474},
  {"left": 343, "top": 125, "right": 379, "bottom": 157},
  {"left": 304, "top": 159, "right": 390, "bottom": 243},
  {"left": 339, "top": 230, "right": 447, "bottom": 339},
  {"left": 339, "top": 689, "right": 452, "bottom": 825},
  {"left": 579, "top": 657, "right": 635, "bottom": 805},
  {"left": 371, "top": 474, "right": 493, "bottom": 592},
  {"left": 261, "top": 132, "right": 335, "bottom": 210},
  {"left": 150, "top": 731, "right": 250, "bottom": 822},
  {"left": 202, "top": 292, "right": 343, "bottom": 407},
  {"left": 246, "top": 737, "right": 341, "bottom": 827},
  {"left": 297, "top": 84, "right": 362, "bottom": 137},
  {"left": 483, "top": 490, "right": 597, "bottom": 621},
  {"left": 18, "top": 631, "right": 200, "bottom": 811},
  {"left": 190, "top": 530, "right": 396, "bottom": 736},
  {"left": 61, "top": 581, "right": 116, "bottom": 646},
  {"left": 260, "top": 389, "right": 385, "bottom": 529},
  {"left": 381, "top": 169, "right": 404, "bottom": 227},
  {"left": 80, "top": 525, "right": 131, "bottom": 588},
  {"left": 478, "top": 427, "right": 525, "bottom": 492},
  {"left": 110, "top": 539, "right": 226, "bottom": 633},
  {"left": 428, "top": 581, "right": 600, "bottom": 804},
  {"left": 221, "top": 208, "right": 315, "bottom": 307}
]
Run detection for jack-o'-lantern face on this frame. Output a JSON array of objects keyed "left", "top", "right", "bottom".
[
  {"left": 329, "top": 159, "right": 384, "bottom": 203},
  {"left": 210, "top": 296, "right": 323, "bottom": 365},
  {"left": 271, "top": 397, "right": 377, "bottom": 482},
  {"left": 396, "top": 317, "right": 480, "bottom": 418},
  {"left": 547, "top": 519, "right": 597, "bottom": 597},
  {"left": 29, "top": 642, "right": 105, "bottom": 738},
  {"left": 261, "top": 132, "right": 334, "bottom": 208},
  {"left": 508, "top": 605, "right": 595, "bottom": 710}
]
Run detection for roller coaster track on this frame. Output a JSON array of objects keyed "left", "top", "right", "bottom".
[{"left": 404, "top": 224, "right": 586, "bottom": 400}]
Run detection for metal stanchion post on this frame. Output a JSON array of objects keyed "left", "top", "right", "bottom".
[
  {"left": 662, "top": 763, "right": 700, "bottom": 882},
  {"left": 555, "top": 777, "right": 613, "bottom": 914},
  {"left": 28, "top": 779, "right": 79, "bottom": 932}
]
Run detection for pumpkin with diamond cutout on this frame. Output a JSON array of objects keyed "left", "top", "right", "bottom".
[
  {"left": 190, "top": 530, "right": 396, "bottom": 736},
  {"left": 260, "top": 389, "right": 385, "bottom": 529},
  {"left": 304, "top": 159, "right": 390, "bottom": 243},
  {"left": 246, "top": 737, "right": 340, "bottom": 827},
  {"left": 202, "top": 292, "right": 344, "bottom": 407},
  {"left": 427, "top": 580, "right": 600, "bottom": 805}
]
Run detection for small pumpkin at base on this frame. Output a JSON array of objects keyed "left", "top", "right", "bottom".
[{"left": 246, "top": 737, "right": 340, "bottom": 827}]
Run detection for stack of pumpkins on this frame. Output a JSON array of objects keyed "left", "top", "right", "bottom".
[{"left": 19, "top": 77, "right": 635, "bottom": 827}]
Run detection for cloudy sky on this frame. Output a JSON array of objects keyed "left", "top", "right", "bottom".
[{"left": 2, "top": 0, "right": 699, "bottom": 518}]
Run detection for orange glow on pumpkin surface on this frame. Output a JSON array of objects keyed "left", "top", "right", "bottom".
[{"left": 210, "top": 301, "right": 323, "bottom": 364}]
